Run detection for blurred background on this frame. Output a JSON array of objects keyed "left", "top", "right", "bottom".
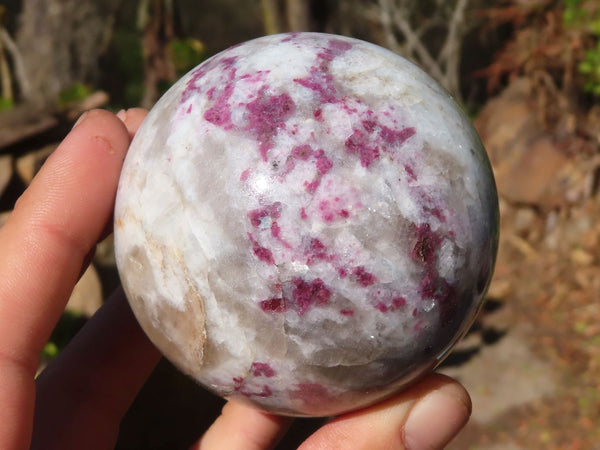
[{"left": 1, "top": 0, "right": 599, "bottom": 448}]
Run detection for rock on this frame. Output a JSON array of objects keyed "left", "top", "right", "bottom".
[
  {"left": 0, "top": 155, "right": 12, "bottom": 199},
  {"left": 475, "top": 79, "right": 537, "bottom": 166},
  {"left": 475, "top": 79, "right": 575, "bottom": 209},
  {"left": 16, "top": 144, "right": 57, "bottom": 185},
  {"left": 114, "top": 33, "right": 499, "bottom": 417},
  {"left": 495, "top": 136, "right": 569, "bottom": 207},
  {"left": 66, "top": 265, "right": 103, "bottom": 317}
]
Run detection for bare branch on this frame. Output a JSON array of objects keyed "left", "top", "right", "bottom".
[
  {"left": 404, "top": 16, "right": 446, "bottom": 58},
  {"left": 378, "top": 0, "right": 402, "bottom": 53},
  {"left": 442, "top": 0, "right": 469, "bottom": 98},
  {"left": 371, "top": 0, "right": 471, "bottom": 102},
  {"left": 0, "top": 27, "right": 31, "bottom": 99},
  {"left": 0, "top": 40, "right": 12, "bottom": 101},
  {"left": 390, "top": 4, "right": 446, "bottom": 83},
  {"left": 439, "top": 0, "right": 469, "bottom": 66}
]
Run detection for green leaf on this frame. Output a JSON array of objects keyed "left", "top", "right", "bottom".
[
  {"left": 41, "top": 341, "right": 59, "bottom": 359},
  {"left": 0, "top": 97, "right": 13, "bottom": 111},
  {"left": 579, "top": 61, "right": 593, "bottom": 73},
  {"left": 58, "top": 83, "right": 94, "bottom": 109},
  {"left": 169, "top": 38, "right": 205, "bottom": 76}
]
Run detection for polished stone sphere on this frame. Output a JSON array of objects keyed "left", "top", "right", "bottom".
[{"left": 114, "top": 32, "right": 499, "bottom": 417}]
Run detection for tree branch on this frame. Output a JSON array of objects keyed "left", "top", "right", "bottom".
[
  {"left": 261, "top": 0, "right": 282, "bottom": 34},
  {"left": 441, "top": 0, "right": 469, "bottom": 99},
  {"left": 439, "top": 0, "right": 469, "bottom": 66},
  {"left": 378, "top": 0, "right": 402, "bottom": 53},
  {"left": 372, "top": 0, "right": 470, "bottom": 102},
  {"left": 0, "top": 32, "right": 11, "bottom": 101},
  {"left": 0, "top": 27, "right": 31, "bottom": 99},
  {"left": 390, "top": 4, "right": 446, "bottom": 83}
]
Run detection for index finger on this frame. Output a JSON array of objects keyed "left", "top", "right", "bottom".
[{"left": 0, "top": 109, "right": 132, "bottom": 448}]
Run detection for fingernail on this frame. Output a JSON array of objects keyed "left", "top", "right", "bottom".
[
  {"left": 403, "top": 384, "right": 471, "bottom": 450},
  {"left": 73, "top": 111, "right": 89, "bottom": 129},
  {"left": 116, "top": 109, "right": 127, "bottom": 122}
]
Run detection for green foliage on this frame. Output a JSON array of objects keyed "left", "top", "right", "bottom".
[
  {"left": 169, "top": 38, "right": 205, "bottom": 76},
  {"left": 116, "top": 30, "right": 145, "bottom": 106},
  {"left": 563, "top": 0, "right": 587, "bottom": 25},
  {"left": 58, "top": 83, "right": 94, "bottom": 109},
  {"left": 0, "top": 97, "right": 13, "bottom": 111},
  {"left": 564, "top": 0, "right": 600, "bottom": 95},
  {"left": 116, "top": 31, "right": 145, "bottom": 81},
  {"left": 146, "top": 38, "right": 206, "bottom": 100},
  {"left": 578, "top": 42, "right": 600, "bottom": 95},
  {"left": 101, "top": 29, "right": 145, "bottom": 108},
  {"left": 40, "top": 341, "right": 59, "bottom": 360},
  {"left": 40, "top": 310, "right": 86, "bottom": 363},
  {"left": 153, "top": 38, "right": 207, "bottom": 100}
]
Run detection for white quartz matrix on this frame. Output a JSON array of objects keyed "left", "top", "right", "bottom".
[{"left": 115, "top": 32, "right": 499, "bottom": 417}]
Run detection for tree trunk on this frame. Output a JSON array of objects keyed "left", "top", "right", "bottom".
[
  {"left": 261, "top": 0, "right": 283, "bottom": 34},
  {"left": 285, "top": 0, "right": 310, "bottom": 32},
  {"left": 139, "top": 0, "right": 177, "bottom": 109},
  {"left": 15, "top": 0, "right": 121, "bottom": 105},
  {"left": 261, "top": 0, "right": 312, "bottom": 34}
]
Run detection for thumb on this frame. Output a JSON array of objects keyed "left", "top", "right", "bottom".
[{"left": 299, "top": 374, "right": 471, "bottom": 450}]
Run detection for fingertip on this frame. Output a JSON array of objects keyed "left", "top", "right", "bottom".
[
  {"left": 402, "top": 377, "right": 471, "bottom": 450},
  {"left": 73, "top": 108, "right": 128, "bottom": 132},
  {"left": 116, "top": 108, "right": 148, "bottom": 139},
  {"left": 196, "top": 400, "right": 292, "bottom": 450},
  {"left": 69, "top": 109, "right": 131, "bottom": 155},
  {"left": 298, "top": 374, "right": 470, "bottom": 450}
]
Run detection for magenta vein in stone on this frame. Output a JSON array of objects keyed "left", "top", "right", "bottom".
[
  {"left": 260, "top": 297, "right": 286, "bottom": 313},
  {"left": 411, "top": 223, "right": 441, "bottom": 265},
  {"left": 181, "top": 55, "right": 238, "bottom": 104},
  {"left": 233, "top": 376, "right": 273, "bottom": 398},
  {"left": 245, "top": 87, "right": 295, "bottom": 161},
  {"left": 375, "top": 296, "right": 406, "bottom": 313},
  {"left": 292, "top": 277, "right": 331, "bottom": 315},
  {"left": 409, "top": 223, "right": 458, "bottom": 322},
  {"left": 248, "top": 203, "right": 282, "bottom": 228},
  {"left": 204, "top": 78, "right": 235, "bottom": 128},
  {"left": 248, "top": 233, "right": 275, "bottom": 265},
  {"left": 345, "top": 118, "right": 416, "bottom": 168},
  {"left": 292, "top": 38, "right": 352, "bottom": 104},
  {"left": 352, "top": 266, "right": 378, "bottom": 287},
  {"left": 318, "top": 200, "right": 350, "bottom": 222},
  {"left": 184, "top": 57, "right": 298, "bottom": 162},
  {"left": 260, "top": 278, "right": 332, "bottom": 316},
  {"left": 251, "top": 362, "right": 276, "bottom": 377},
  {"left": 305, "top": 238, "right": 329, "bottom": 264}
]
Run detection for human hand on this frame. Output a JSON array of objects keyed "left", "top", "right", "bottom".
[{"left": 0, "top": 109, "right": 471, "bottom": 450}]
